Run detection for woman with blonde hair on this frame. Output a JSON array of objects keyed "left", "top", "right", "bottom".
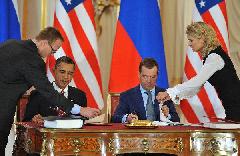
[{"left": 157, "top": 21, "right": 240, "bottom": 121}]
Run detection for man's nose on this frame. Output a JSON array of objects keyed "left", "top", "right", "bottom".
[
  {"left": 63, "top": 73, "right": 68, "bottom": 79},
  {"left": 146, "top": 77, "right": 151, "bottom": 82}
]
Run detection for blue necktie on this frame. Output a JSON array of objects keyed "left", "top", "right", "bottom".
[{"left": 145, "top": 91, "right": 156, "bottom": 121}]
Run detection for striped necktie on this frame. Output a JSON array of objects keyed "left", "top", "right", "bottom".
[
  {"left": 145, "top": 90, "right": 156, "bottom": 121},
  {"left": 60, "top": 90, "right": 65, "bottom": 96}
]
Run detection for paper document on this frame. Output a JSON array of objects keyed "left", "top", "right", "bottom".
[
  {"left": 203, "top": 122, "right": 240, "bottom": 129},
  {"left": 44, "top": 117, "right": 83, "bottom": 128},
  {"left": 85, "top": 114, "right": 105, "bottom": 124},
  {"left": 152, "top": 121, "right": 169, "bottom": 126}
]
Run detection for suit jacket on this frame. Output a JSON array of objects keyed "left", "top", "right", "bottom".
[
  {"left": 24, "top": 86, "right": 87, "bottom": 121},
  {"left": 0, "top": 40, "right": 74, "bottom": 151},
  {"left": 112, "top": 85, "right": 180, "bottom": 123}
]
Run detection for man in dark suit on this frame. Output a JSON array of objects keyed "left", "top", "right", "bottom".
[
  {"left": 24, "top": 56, "right": 99, "bottom": 122},
  {"left": 112, "top": 58, "right": 180, "bottom": 123},
  {"left": 0, "top": 27, "right": 100, "bottom": 154}
]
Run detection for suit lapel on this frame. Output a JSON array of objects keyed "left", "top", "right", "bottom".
[
  {"left": 133, "top": 85, "right": 147, "bottom": 120},
  {"left": 67, "top": 86, "right": 74, "bottom": 102},
  {"left": 154, "top": 102, "right": 160, "bottom": 120}
]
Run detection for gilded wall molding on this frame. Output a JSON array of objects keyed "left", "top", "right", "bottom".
[{"left": 93, "top": 0, "right": 120, "bottom": 36}]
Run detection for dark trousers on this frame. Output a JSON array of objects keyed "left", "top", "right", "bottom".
[{"left": 0, "top": 100, "right": 16, "bottom": 156}]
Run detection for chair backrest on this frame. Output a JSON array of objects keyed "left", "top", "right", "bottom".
[
  {"left": 107, "top": 93, "right": 120, "bottom": 122},
  {"left": 17, "top": 95, "right": 30, "bottom": 122}
]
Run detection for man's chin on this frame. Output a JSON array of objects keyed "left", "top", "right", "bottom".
[
  {"left": 59, "top": 84, "right": 68, "bottom": 89},
  {"left": 143, "top": 86, "right": 154, "bottom": 91}
]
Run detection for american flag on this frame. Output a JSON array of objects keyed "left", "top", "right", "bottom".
[
  {"left": 46, "top": 0, "right": 104, "bottom": 109},
  {"left": 180, "top": 0, "right": 228, "bottom": 123}
]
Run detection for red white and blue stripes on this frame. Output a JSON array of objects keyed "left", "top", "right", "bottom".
[
  {"left": 47, "top": 0, "right": 104, "bottom": 109},
  {"left": 181, "top": 0, "right": 228, "bottom": 123}
]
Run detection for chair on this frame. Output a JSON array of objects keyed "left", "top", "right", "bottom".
[
  {"left": 16, "top": 87, "right": 35, "bottom": 121},
  {"left": 17, "top": 94, "right": 30, "bottom": 122},
  {"left": 107, "top": 93, "right": 120, "bottom": 122}
]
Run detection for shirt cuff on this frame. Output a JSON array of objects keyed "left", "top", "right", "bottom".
[
  {"left": 122, "top": 114, "right": 128, "bottom": 123},
  {"left": 167, "top": 88, "right": 180, "bottom": 104},
  {"left": 167, "top": 114, "right": 171, "bottom": 120},
  {"left": 70, "top": 104, "right": 81, "bottom": 114}
]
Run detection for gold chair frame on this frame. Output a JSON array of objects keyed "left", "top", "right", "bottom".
[{"left": 106, "top": 93, "right": 120, "bottom": 122}]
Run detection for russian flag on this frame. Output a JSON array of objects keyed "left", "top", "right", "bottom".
[
  {"left": 109, "top": 0, "right": 168, "bottom": 93},
  {"left": 0, "top": 0, "right": 21, "bottom": 43}
]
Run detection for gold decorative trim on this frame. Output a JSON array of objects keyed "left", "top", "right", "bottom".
[
  {"left": 40, "top": 133, "right": 47, "bottom": 156},
  {"left": 108, "top": 137, "right": 184, "bottom": 154},
  {"left": 22, "top": 0, "right": 28, "bottom": 39},
  {"left": 108, "top": 138, "right": 115, "bottom": 152},
  {"left": 107, "top": 93, "right": 120, "bottom": 122},
  {"left": 26, "top": 138, "right": 32, "bottom": 150},
  {"left": 141, "top": 138, "right": 150, "bottom": 153},
  {"left": 40, "top": 0, "right": 47, "bottom": 29},
  {"left": 93, "top": 0, "right": 120, "bottom": 36},
  {"left": 49, "top": 136, "right": 102, "bottom": 153},
  {"left": 15, "top": 123, "right": 240, "bottom": 155},
  {"left": 69, "top": 138, "right": 85, "bottom": 153},
  {"left": 176, "top": 137, "right": 184, "bottom": 152},
  {"left": 191, "top": 133, "right": 238, "bottom": 155}
]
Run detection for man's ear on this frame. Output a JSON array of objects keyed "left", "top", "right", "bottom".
[
  {"left": 37, "top": 40, "right": 47, "bottom": 49},
  {"left": 52, "top": 67, "right": 57, "bottom": 79},
  {"left": 39, "top": 40, "right": 46, "bottom": 45},
  {"left": 44, "top": 39, "right": 48, "bottom": 44}
]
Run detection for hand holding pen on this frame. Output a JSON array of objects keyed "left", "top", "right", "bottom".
[
  {"left": 126, "top": 111, "right": 138, "bottom": 123},
  {"left": 156, "top": 91, "right": 170, "bottom": 103}
]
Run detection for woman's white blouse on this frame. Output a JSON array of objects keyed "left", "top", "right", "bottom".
[{"left": 167, "top": 53, "right": 225, "bottom": 104}]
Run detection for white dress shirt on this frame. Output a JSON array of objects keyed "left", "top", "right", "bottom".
[{"left": 167, "top": 53, "right": 225, "bottom": 104}]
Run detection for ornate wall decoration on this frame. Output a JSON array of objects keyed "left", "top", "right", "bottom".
[{"left": 93, "top": 0, "right": 120, "bottom": 36}]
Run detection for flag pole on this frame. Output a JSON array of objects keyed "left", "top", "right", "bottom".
[
  {"left": 21, "top": 0, "right": 28, "bottom": 40},
  {"left": 41, "top": 0, "right": 48, "bottom": 29}
]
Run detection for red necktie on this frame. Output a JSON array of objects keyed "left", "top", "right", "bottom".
[{"left": 60, "top": 90, "right": 65, "bottom": 95}]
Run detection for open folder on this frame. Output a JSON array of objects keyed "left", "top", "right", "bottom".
[{"left": 84, "top": 114, "right": 105, "bottom": 124}]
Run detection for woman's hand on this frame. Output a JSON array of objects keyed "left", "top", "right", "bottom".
[{"left": 156, "top": 91, "right": 170, "bottom": 103}]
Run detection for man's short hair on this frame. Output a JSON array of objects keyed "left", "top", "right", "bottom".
[
  {"left": 139, "top": 58, "right": 159, "bottom": 73},
  {"left": 55, "top": 56, "right": 75, "bottom": 69},
  {"left": 35, "top": 27, "right": 64, "bottom": 44}
]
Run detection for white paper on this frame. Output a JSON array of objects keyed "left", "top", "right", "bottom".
[
  {"left": 159, "top": 103, "right": 170, "bottom": 122},
  {"left": 203, "top": 122, "right": 240, "bottom": 129},
  {"left": 85, "top": 114, "right": 105, "bottom": 124},
  {"left": 44, "top": 119, "right": 83, "bottom": 128}
]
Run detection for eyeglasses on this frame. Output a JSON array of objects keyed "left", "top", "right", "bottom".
[{"left": 48, "top": 42, "right": 57, "bottom": 54}]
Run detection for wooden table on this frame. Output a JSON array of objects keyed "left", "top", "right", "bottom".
[{"left": 13, "top": 122, "right": 240, "bottom": 156}]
